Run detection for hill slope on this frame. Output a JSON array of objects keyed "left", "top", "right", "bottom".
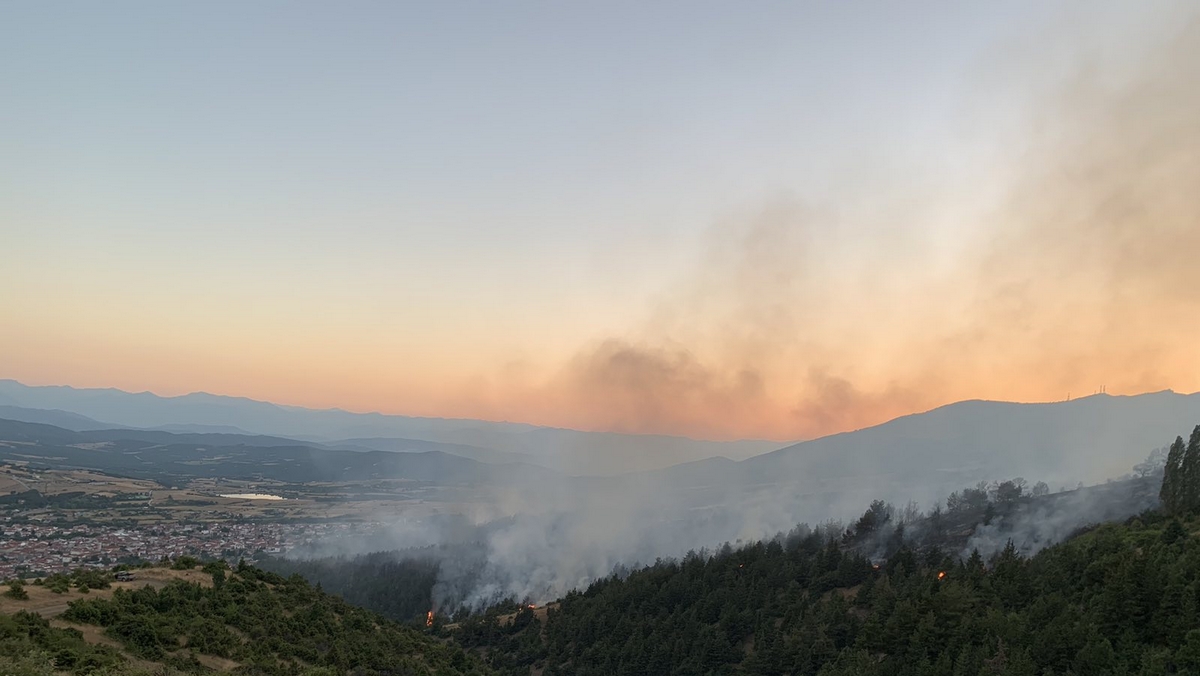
[
  {"left": 651, "top": 391, "right": 1200, "bottom": 507},
  {"left": 452, "top": 508, "right": 1200, "bottom": 676},
  {"left": 0, "top": 561, "right": 490, "bottom": 675}
]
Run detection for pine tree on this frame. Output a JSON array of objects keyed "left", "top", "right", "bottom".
[
  {"left": 1186, "top": 426, "right": 1200, "bottom": 512},
  {"left": 1161, "top": 436, "right": 1186, "bottom": 513}
]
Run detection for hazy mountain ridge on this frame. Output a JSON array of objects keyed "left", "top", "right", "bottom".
[
  {"left": 337, "top": 436, "right": 540, "bottom": 466},
  {"left": 0, "top": 417, "right": 562, "bottom": 488},
  {"left": 0, "top": 403, "right": 546, "bottom": 468},
  {"left": 655, "top": 391, "right": 1200, "bottom": 495},
  {"left": 0, "top": 404, "right": 121, "bottom": 431},
  {"left": 0, "top": 380, "right": 781, "bottom": 475}
]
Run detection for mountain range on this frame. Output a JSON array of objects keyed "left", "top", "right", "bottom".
[
  {"left": 0, "top": 380, "right": 779, "bottom": 475},
  {"left": 2, "top": 380, "right": 1198, "bottom": 496}
]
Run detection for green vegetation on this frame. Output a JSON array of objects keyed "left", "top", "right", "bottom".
[
  {"left": 4, "top": 579, "right": 28, "bottom": 600},
  {"left": 1, "top": 560, "right": 489, "bottom": 675},
  {"left": 30, "top": 569, "right": 114, "bottom": 595},
  {"left": 453, "top": 512, "right": 1200, "bottom": 675},
  {"left": 0, "top": 489, "right": 144, "bottom": 512},
  {"left": 260, "top": 550, "right": 443, "bottom": 623},
  {"left": 1160, "top": 425, "right": 1200, "bottom": 514},
  {"left": 55, "top": 560, "right": 487, "bottom": 675},
  {"left": 0, "top": 611, "right": 126, "bottom": 675}
]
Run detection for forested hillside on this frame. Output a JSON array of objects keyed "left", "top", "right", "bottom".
[
  {"left": 448, "top": 428, "right": 1200, "bottom": 676},
  {"left": 0, "top": 560, "right": 489, "bottom": 676},
  {"left": 260, "top": 549, "right": 444, "bottom": 624},
  {"left": 453, "top": 511, "right": 1200, "bottom": 675}
]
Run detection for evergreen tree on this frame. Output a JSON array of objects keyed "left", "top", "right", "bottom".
[
  {"left": 1161, "top": 436, "right": 1186, "bottom": 512},
  {"left": 1186, "top": 426, "right": 1200, "bottom": 512}
]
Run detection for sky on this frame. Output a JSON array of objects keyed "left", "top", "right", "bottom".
[{"left": 2, "top": 1, "right": 1198, "bottom": 441}]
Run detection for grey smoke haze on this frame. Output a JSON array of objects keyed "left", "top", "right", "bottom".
[
  {"left": 537, "top": 5, "right": 1200, "bottom": 441},
  {"left": 288, "top": 393, "right": 1200, "bottom": 609},
  {"left": 962, "top": 478, "right": 1161, "bottom": 561}
]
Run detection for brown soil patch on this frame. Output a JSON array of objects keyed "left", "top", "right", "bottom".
[{"left": 194, "top": 653, "right": 242, "bottom": 671}]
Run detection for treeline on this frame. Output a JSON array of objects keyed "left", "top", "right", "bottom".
[{"left": 0, "top": 489, "right": 141, "bottom": 511}]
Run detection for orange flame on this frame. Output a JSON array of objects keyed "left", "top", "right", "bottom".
[
  {"left": 426, "top": 610, "right": 434, "bottom": 627},
  {"left": 527, "top": 604, "right": 537, "bottom": 609},
  {"left": 937, "top": 571, "right": 946, "bottom": 580}
]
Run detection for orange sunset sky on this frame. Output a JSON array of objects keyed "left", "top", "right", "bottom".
[{"left": 3, "top": 2, "right": 1198, "bottom": 441}]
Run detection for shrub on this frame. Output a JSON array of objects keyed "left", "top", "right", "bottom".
[{"left": 4, "top": 580, "right": 29, "bottom": 600}]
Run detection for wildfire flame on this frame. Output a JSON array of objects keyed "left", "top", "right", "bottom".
[
  {"left": 426, "top": 610, "right": 434, "bottom": 627},
  {"left": 937, "top": 571, "right": 946, "bottom": 580},
  {"left": 528, "top": 604, "right": 537, "bottom": 610}
]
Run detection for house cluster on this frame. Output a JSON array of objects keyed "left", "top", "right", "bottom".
[{"left": 0, "top": 520, "right": 379, "bottom": 578}]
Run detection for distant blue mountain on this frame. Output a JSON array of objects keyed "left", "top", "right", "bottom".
[{"left": 0, "top": 380, "right": 782, "bottom": 475}]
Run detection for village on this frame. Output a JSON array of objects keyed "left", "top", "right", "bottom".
[{"left": 0, "top": 519, "right": 381, "bottom": 579}]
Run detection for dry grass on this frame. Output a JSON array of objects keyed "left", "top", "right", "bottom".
[
  {"left": 16, "top": 468, "right": 158, "bottom": 496},
  {"left": 0, "top": 473, "right": 26, "bottom": 494},
  {"left": 193, "top": 652, "right": 242, "bottom": 671},
  {"left": 0, "top": 567, "right": 214, "bottom": 618}
]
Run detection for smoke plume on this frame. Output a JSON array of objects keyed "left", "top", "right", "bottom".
[
  {"left": 530, "top": 9, "right": 1200, "bottom": 441},
  {"left": 287, "top": 4, "right": 1200, "bottom": 615}
]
